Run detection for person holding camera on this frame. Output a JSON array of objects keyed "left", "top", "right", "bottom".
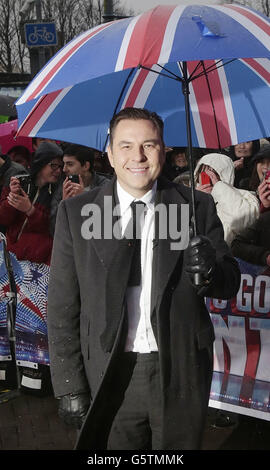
[
  {"left": 0, "top": 141, "right": 63, "bottom": 265},
  {"left": 50, "top": 143, "right": 109, "bottom": 235}
]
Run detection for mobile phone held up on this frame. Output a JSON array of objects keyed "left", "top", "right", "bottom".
[
  {"left": 68, "top": 174, "right": 80, "bottom": 184},
  {"left": 264, "top": 170, "right": 270, "bottom": 181},
  {"left": 200, "top": 171, "right": 211, "bottom": 186}
]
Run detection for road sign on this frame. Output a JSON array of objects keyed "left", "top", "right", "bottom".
[{"left": 25, "top": 22, "right": 57, "bottom": 47}]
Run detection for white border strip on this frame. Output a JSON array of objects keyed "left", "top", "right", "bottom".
[
  {"left": 213, "top": 5, "right": 270, "bottom": 53},
  {"left": 158, "top": 5, "right": 186, "bottom": 63},
  {"left": 28, "top": 86, "right": 72, "bottom": 136},
  {"left": 241, "top": 57, "right": 270, "bottom": 86},
  {"left": 209, "top": 399, "right": 270, "bottom": 421},
  {"left": 115, "top": 15, "right": 143, "bottom": 71}
]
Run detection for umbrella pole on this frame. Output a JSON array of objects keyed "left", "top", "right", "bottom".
[
  {"left": 181, "top": 62, "right": 202, "bottom": 286},
  {"left": 181, "top": 62, "right": 198, "bottom": 235}
]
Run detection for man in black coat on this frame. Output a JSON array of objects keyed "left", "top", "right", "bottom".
[{"left": 47, "top": 108, "right": 240, "bottom": 450}]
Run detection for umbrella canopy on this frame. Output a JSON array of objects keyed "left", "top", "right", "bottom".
[
  {"left": 0, "top": 120, "right": 33, "bottom": 154},
  {"left": 16, "top": 3, "right": 270, "bottom": 150}
]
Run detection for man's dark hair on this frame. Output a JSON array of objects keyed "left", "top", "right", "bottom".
[
  {"left": 63, "top": 143, "right": 95, "bottom": 172},
  {"left": 109, "top": 108, "right": 164, "bottom": 147}
]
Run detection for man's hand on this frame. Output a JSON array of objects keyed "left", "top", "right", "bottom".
[
  {"left": 62, "top": 176, "right": 84, "bottom": 200},
  {"left": 58, "top": 392, "right": 90, "bottom": 429},
  {"left": 257, "top": 179, "right": 270, "bottom": 209},
  {"left": 185, "top": 236, "right": 216, "bottom": 288}
]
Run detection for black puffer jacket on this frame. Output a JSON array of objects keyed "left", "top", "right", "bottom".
[{"left": 231, "top": 211, "right": 270, "bottom": 265}]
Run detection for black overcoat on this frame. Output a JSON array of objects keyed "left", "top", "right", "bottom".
[{"left": 47, "top": 177, "right": 240, "bottom": 450}]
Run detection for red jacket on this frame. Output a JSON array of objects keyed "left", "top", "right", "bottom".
[{"left": 0, "top": 186, "right": 53, "bottom": 265}]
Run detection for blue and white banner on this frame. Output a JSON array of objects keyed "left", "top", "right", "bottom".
[{"left": 0, "top": 244, "right": 49, "bottom": 366}]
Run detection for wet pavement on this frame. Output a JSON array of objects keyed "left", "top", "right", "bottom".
[{"left": 0, "top": 389, "right": 269, "bottom": 451}]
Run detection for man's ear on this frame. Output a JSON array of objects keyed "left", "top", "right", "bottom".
[{"left": 107, "top": 145, "right": 114, "bottom": 168}]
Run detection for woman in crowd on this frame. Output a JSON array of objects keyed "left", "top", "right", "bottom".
[
  {"left": 0, "top": 141, "right": 63, "bottom": 265},
  {"left": 194, "top": 153, "right": 260, "bottom": 246},
  {"left": 227, "top": 140, "right": 260, "bottom": 189},
  {"left": 249, "top": 144, "right": 270, "bottom": 211}
]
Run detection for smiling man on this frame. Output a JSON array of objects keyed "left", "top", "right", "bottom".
[{"left": 47, "top": 108, "right": 240, "bottom": 450}]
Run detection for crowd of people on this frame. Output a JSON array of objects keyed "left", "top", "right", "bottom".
[{"left": 0, "top": 116, "right": 270, "bottom": 448}]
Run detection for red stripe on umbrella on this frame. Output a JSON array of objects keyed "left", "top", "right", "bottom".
[
  {"left": 242, "top": 58, "right": 270, "bottom": 83},
  {"left": 18, "top": 89, "right": 63, "bottom": 136},
  {"left": 124, "top": 6, "right": 176, "bottom": 69},
  {"left": 124, "top": 68, "right": 150, "bottom": 107},
  {"left": 188, "top": 60, "right": 231, "bottom": 149}
]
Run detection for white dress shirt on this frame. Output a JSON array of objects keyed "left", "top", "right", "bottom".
[{"left": 116, "top": 181, "right": 158, "bottom": 353}]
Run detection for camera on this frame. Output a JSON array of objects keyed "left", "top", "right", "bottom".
[
  {"left": 16, "top": 174, "right": 31, "bottom": 195},
  {"left": 68, "top": 174, "right": 80, "bottom": 184}
]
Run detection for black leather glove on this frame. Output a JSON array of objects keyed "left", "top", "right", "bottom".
[
  {"left": 58, "top": 392, "right": 91, "bottom": 429},
  {"left": 185, "top": 235, "right": 216, "bottom": 288}
]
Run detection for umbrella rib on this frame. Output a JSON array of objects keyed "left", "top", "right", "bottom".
[
  {"left": 189, "top": 59, "right": 237, "bottom": 82},
  {"left": 140, "top": 65, "right": 182, "bottom": 82}
]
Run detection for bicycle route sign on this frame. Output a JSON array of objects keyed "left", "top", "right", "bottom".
[{"left": 25, "top": 22, "right": 57, "bottom": 47}]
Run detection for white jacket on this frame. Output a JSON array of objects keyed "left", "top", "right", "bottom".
[{"left": 194, "top": 153, "right": 260, "bottom": 246}]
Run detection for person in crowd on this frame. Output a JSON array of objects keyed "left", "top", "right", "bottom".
[
  {"left": 50, "top": 143, "right": 109, "bottom": 235},
  {"left": 32, "top": 137, "right": 56, "bottom": 153},
  {"left": 231, "top": 210, "right": 270, "bottom": 266},
  {"left": 47, "top": 107, "right": 240, "bottom": 450},
  {"left": 227, "top": 140, "right": 260, "bottom": 189},
  {"left": 162, "top": 147, "right": 189, "bottom": 180},
  {"left": 93, "top": 150, "right": 114, "bottom": 176},
  {"left": 7, "top": 145, "right": 32, "bottom": 169},
  {"left": 248, "top": 143, "right": 270, "bottom": 211},
  {"left": 0, "top": 141, "right": 63, "bottom": 265},
  {"left": 0, "top": 141, "right": 63, "bottom": 396},
  {"left": 194, "top": 153, "right": 260, "bottom": 246},
  {"left": 0, "top": 147, "right": 28, "bottom": 233}
]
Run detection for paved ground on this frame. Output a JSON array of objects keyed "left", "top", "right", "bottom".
[{"left": 0, "top": 389, "right": 270, "bottom": 451}]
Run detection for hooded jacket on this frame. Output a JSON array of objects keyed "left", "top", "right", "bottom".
[{"left": 194, "top": 153, "right": 260, "bottom": 246}]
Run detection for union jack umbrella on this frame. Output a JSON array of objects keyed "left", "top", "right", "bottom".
[{"left": 15, "top": 3, "right": 270, "bottom": 234}]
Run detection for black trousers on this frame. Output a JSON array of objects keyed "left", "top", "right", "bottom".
[{"left": 107, "top": 352, "right": 162, "bottom": 450}]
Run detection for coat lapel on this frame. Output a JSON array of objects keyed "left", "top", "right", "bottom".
[{"left": 151, "top": 179, "right": 195, "bottom": 313}]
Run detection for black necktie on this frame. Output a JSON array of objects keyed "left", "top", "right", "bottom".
[{"left": 128, "top": 201, "right": 146, "bottom": 287}]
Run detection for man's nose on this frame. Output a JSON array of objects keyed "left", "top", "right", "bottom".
[{"left": 132, "top": 146, "right": 147, "bottom": 160}]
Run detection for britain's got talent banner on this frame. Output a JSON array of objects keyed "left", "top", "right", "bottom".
[
  {"left": 207, "top": 258, "right": 270, "bottom": 421},
  {"left": 0, "top": 244, "right": 49, "bottom": 367}
]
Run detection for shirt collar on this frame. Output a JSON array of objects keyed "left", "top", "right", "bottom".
[{"left": 117, "top": 180, "right": 157, "bottom": 216}]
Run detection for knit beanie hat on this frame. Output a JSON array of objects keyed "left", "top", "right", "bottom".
[{"left": 30, "top": 141, "right": 63, "bottom": 177}]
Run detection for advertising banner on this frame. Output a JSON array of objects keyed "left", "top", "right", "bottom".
[
  {"left": 0, "top": 244, "right": 49, "bottom": 366},
  {"left": 207, "top": 258, "right": 270, "bottom": 421}
]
